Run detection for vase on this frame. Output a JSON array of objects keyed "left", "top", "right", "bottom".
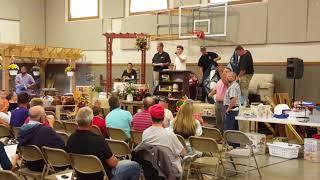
[
  {"left": 9, "top": 70, "right": 18, "bottom": 76},
  {"left": 67, "top": 71, "right": 74, "bottom": 77},
  {"left": 126, "top": 94, "right": 133, "bottom": 102},
  {"left": 33, "top": 71, "right": 40, "bottom": 76}
]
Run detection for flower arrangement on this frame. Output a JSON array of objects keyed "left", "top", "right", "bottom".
[
  {"left": 193, "top": 30, "right": 205, "bottom": 40},
  {"left": 64, "top": 66, "right": 75, "bottom": 73},
  {"left": 92, "top": 86, "right": 103, "bottom": 93},
  {"left": 135, "top": 37, "right": 148, "bottom": 51},
  {"left": 31, "top": 65, "right": 40, "bottom": 71},
  {"left": 123, "top": 83, "right": 137, "bottom": 96},
  {"left": 7, "top": 63, "right": 19, "bottom": 70}
]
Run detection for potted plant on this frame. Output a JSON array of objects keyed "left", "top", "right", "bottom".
[
  {"left": 135, "top": 37, "right": 148, "bottom": 51},
  {"left": 7, "top": 63, "right": 19, "bottom": 76},
  {"left": 92, "top": 85, "right": 103, "bottom": 98},
  {"left": 65, "top": 66, "right": 75, "bottom": 77},
  {"left": 123, "top": 83, "right": 136, "bottom": 102},
  {"left": 31, "top": 65, "right": 41, "bottom": 76}
]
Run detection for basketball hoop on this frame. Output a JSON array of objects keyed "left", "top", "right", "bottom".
[{"left": 193, "top": 31, "right": 205, "bottom": 40}]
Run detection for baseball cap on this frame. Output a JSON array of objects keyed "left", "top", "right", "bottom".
[{"left": 149, "top": 104, "right": 164, "bottom": 119}]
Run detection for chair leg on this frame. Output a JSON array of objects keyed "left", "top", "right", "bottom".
[
  {"left": 229, "top": 156, "right": 237, "bottom": 171},
  {"left": 252, "top": 154, "right": 262, "bottom": 178}
]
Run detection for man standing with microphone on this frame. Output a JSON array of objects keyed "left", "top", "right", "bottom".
[{"left": 173, "top": 45, "right": 187, "bottom": 71}]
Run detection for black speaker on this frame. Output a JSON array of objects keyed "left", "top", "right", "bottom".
[{"left": 287, "top": 58, "right": 304, "bottom": 79}]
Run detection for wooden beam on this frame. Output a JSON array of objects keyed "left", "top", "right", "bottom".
[{"left": 2, "top": 57, "right": 11, "bottom": 93}]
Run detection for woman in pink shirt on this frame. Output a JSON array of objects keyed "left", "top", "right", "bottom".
[
  {"left": 92, "top": 107, "right": 108, "bottom": 138},
  {"left": 208, "top": 67, "right": 232, "bottom": 131}
]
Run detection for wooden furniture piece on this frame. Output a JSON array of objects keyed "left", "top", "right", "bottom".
[
  {"left": 156, "top": 70, "right": 191, "bottom": 99},
  {"left": 102, "top": 33, "right": 150, "bottom": 94},
  {"left": 120, "top": 100, "right": 144, "bottom": 115},
  {"left": 0, "top": 43, "right": 83, "bottom": 93}
]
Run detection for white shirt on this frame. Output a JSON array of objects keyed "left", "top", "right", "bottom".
[{"left": 174, "top": 53, "right": 187, "bottom": 70}]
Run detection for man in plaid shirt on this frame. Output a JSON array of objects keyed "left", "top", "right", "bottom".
[{"left": 224, "top": 71, "right": 241, "bottom": 130}]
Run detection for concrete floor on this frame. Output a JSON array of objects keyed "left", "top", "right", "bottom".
[{"left": 200, "top": 158, "right": 320, "bottom": 180}]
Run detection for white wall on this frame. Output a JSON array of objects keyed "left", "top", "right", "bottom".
[{"left": 0, "top": 19, "right": 20, "bottom": 43}]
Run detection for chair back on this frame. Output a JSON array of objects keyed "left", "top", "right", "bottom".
[
  {"left": 69, "top": 153, "right": 107, "bottom": 177},
  {"left": 106, "top": 139, "right": 131, "bottom": 157},
  {"left": 224, "top": 130, "right": 252, "bottom": 146},
  {"left": 189, "top": 136, "right": 220, "bottom": 154},
  {"left": 45, "top": 111, "right": 56, "bottom": 118},
  {"left": 0, "top": 170, "right": 19, "bottom": 180},
  {"left": 42, "top": 146, "right": 70, "bottom": 167},
  {"left": 91, "top": 125, "right": 103, "bottom": 136},
  {"left": 176, "top": 134, "right": 188, "bottom": 150},
  {"left": 63, "top": 121, "right": 78, "bottom": 134},
  {"left": 107, "top": 127, "right": 128, "bottom": 141},
  {"left": 201, "top": 127, "right": 223, "bottom": 142},
  {"left": 20, "top": 145, "right": 45, "bottom": 162},
  {"left": 131, "top": 130, "right": 142, "bottom": 146},
  {"left": 53, "top": 120, "right": 65, "bottom": 131},
  {"left": 56, "top": 131, "right": 69, "bottom": 145},
  {"left": 0, "top": 125, "right": 10, "bottom": 138},
  {"left": 12, "top": 127, "right": 20, "bottom": 139}
]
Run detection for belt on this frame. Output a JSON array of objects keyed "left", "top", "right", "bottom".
[{"left": 216, "top": 101, "right": 224, "bottom": 103}]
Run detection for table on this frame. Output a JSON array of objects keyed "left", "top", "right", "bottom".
[
  {"left": 120, "top": 100, "right": 144, "bottom": 114},
  {"left": 236, "top": 115, "right": 320, "bottom": 144}
]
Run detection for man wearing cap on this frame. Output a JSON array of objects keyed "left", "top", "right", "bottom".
[
  {"left": 142, "top": 104, "right": 186, "bottom": 173},
  {"left": 198, "top": 46, "right": 221, "bottom": 102}
]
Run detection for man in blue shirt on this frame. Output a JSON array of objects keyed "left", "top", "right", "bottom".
[{"left": 106, "top": 96, "right": 132, "bottom": 138}]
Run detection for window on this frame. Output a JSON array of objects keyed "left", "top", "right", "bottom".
[
  {"left": 68, "top": 0, "right": 100, "bottom": 21},
  {"left": 210, "top": 0, "right": 262, "bottom": 4},
  {"left": 130, "top": 0, "right": 168, "bottom": 14}
]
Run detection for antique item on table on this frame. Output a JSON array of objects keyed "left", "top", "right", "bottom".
[
  {"left": 161, "top": 75, "right": 170, "bottom": 82},
  {"left": 172, "top": 83, "right": 179, "bottom": 92},
  {"left": 273, "top": 104, "right": 290, "bottom": 118}
]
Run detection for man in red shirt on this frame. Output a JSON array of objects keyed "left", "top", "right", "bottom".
[
  {"left": 92, "top": 107, "right": 108, "bottom": 137},
  {"left": 131, "top": 97, "right": 154, "bottom": 132}
]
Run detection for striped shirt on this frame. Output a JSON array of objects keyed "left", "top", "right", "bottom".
[
  {"left": 224, "top": 81, "right": 241, "bottom": 106},
  {"left": 131, "top": 110, "right": 152, "bottom": 132}
]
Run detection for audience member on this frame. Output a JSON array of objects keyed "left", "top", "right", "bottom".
[
  {"left": 224, "top": 72, "right": 241, "bottom": 130},
  {"left": 10, "top": 92, "right": 30, "bottom": 127},
  {"left": 0, "top": 90, "right": 9, "bottom": 113},
  {"left": 106, "top": 96, "right": 132, "bottom": 138},
  {"left": 92, "top": 106, "right": 108, "bottom": 137},
  {"left": 158, "top": 97, "right": 174, "bottom": 128},
  {"left": 131, "top": 97, "right": 154, "bottom": 132},
  {"left": 170, "top": 100, "right": 202, "bottom": 139},
  {"left": 6, "top": 92, "right": 18, "bottom": 112},
  {"left": 142, "top": 104, "right": 186, "bottom": 174},
  {"left": 0, "top": 142, "right": 18, "bottom": 170},
  {"left": 208, "top": 67, "right": 232, "bottom": 131},
  {"left": 18, "top": 106, "right": 65, "bottom": 171},
  {"left": 24, "top": 98, "right": 55, "bottom": 127},
  {"left": 66, "top": 107, "right": 140, "bottom": 180},
  {"left": 0, "top": 91, "right": 10, "bottom": 124}
]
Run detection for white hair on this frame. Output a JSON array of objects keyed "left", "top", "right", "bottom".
[{"left": 76, "top": 107, "right": 94, "bottom": 127}]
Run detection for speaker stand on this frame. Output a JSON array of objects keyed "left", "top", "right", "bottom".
[{"left": 292, "top": 78, "right": 296, "bottom": 103}]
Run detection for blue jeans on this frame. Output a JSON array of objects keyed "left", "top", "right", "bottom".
[
  {"left": 112, "top": 160, "right": 141, "bottom": 180},
  {"left": 224, "top": 110, "right": 239, "bottom": 131}
]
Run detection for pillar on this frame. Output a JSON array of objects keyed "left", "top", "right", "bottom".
[{"left": 2, "top": 57, "right": 10, "bottom": 93}]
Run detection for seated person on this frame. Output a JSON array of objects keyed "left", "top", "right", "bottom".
[
  {"left": 0, "top": 90, "right": 10, "bottom": 124},
  {"left": 169, "top": 100, "right": 202, "bottom": 154},
  {"left": 24, "top": 98, "right": 55, "bottom": 127},
  {"left": 10, "top": 92, "right": 30, "bottom": 127},
  {"left": 131, "top": 97, "right": 154, "bottom": 132},
  {"left": 92, "top": 107, "right": 108, "bottom": 138},
  {"left": 157, "top": 97, "right": 174, "bottom": 128},
  {"left": 66, "top": 107, "right": 140, "bottom": 180},
  {"left": 121, "top": 63, "right": 137, "bottom": 82},
  {"left": 106, "top": 96, "right": 132, "bottom": 138},
  {"left": 0, "top": 142, "right": 19, "bottom": 170},
  {"left": 6, "top": 92, "right": 18, "bottom": 112},
  {"left": 18, "top": 106, "right": 65, "bottom": 171},
  {"left": 142, "top": 104, "right": 186, "bottom": 174}
]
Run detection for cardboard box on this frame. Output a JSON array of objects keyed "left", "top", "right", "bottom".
[
  {"left": 304, "top": 138, "right": 320, "bottom": 152},
  {"left": 245, "top": 133, "right": 267, "bottom": 154},
  {"left": 304, "top": 151, "right": 320, "bottom": 163},
  {"left": 304, "top": 138, "right": 320, "bottom": 163}
]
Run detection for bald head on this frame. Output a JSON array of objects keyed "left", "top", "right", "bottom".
[
  {"left": 143, "top": 97, "right": 155, "bottom": 110},
  {"left": 29, "top": 106, "right": 45, "bottom": 122}
]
